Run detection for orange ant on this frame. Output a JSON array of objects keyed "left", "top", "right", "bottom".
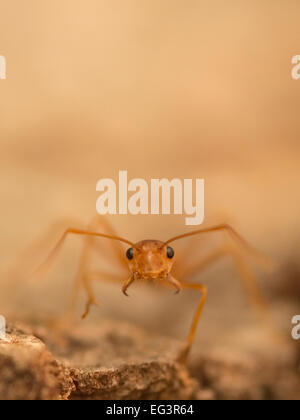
[{"left": 31, "top": 216, "right": 273, "bottom": 360}]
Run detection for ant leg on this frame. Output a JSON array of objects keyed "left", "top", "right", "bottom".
[
  {"left": 161, "top": 275, "right": 207, "bottom": 363},
  {"left": 81, "top": 271, "right": 125, "bottom": 319},
  {"left": 65, "top": 216, "right": 128, "bottom": 321},
  {"left": 166, "top": 223, "right": 273, "bottom": 271},
  {"left": 68, "top": 217, "right": 130, "bottom": 321},
  {"left": 181, "top": 244, "right": 269, "bottom": 317},
  {"left": 182, "top": 282, "right": 208, "bottom": 346},
  {"left": 24, "top": 221, "right": 132, "bottom": 327},
  {"left": 50, "top": 270, "right": 124, "bottom": 328},
  {"left": 179, "top": 244, "right": 286, "bottom": 345},
  {"left": 3, "top": 217, "right": 83, "bottom": 285},
  {"left": 80, "top": 271, "right": 99, "bottom": 320},
  {"left": 32, "top": 226, "right": 133, "bottom": 281},
  {"left": 63, "top": 270, "right": 124, "bottom": 321},
  {"left": 80, "top": 216, "right": 128, "bottom": 270},
  {"left": 169, "top": 244, "right": 279, "bottom": 363}
]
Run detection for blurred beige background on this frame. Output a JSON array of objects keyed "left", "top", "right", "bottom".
[{"left": 0, "top": 1, "right": 300, "bottom": 351}]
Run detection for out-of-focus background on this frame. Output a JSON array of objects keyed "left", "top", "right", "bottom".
[{"left": 0, "top": 1, "right": 300, "bottom": 355}]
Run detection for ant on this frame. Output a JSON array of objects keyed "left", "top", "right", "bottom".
[{"left": 30, "top": 216, "right": 273, "bottom": 361}]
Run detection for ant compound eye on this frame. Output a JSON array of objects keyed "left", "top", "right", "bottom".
[
  {"left": 126, "top": 247, "right": 134, "bottom": 260},
  {"left": 166, "top": 246, "right": 175, "bottom": 259}
]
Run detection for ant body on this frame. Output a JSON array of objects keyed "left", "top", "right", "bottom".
[{"left": 32, "top": 217, "right": 271, "bottom": 359}]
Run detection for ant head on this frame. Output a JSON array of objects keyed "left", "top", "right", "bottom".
[{"left": 125, "top": 240, "right": 175, "bottom": 280}]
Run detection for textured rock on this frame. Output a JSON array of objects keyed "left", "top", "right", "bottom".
[
  {"left": 190, "top": 346, "right": 300, "bottom": 400},
  {"left": 0, "top": 325, "right": 73, "bottom": 400},
  {"left": 1, "top": 320, "right": 299, "bottom": 400},
  {"left": 37, "top": 320, "right": 199, "bottom": 400},
  {"left": 0, "top": 321, "right": 199, "bottom": 400}
]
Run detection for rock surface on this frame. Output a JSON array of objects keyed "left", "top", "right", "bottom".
[
  {"left": 0, "top": 320, "right": 299, "bottom": 400},
  {"left": 0, "top": 321, "right": 198, "bottom": 400},
  {"left": 190, "top": 346, "right": 300, "bottom": 400},
  {"left": 0, "top": 325, "right": 72, "bottom": 400}
]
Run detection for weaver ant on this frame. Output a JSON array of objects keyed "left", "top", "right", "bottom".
[{"left": 30, "top": 216, "right": 273, "bottom": 360}]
